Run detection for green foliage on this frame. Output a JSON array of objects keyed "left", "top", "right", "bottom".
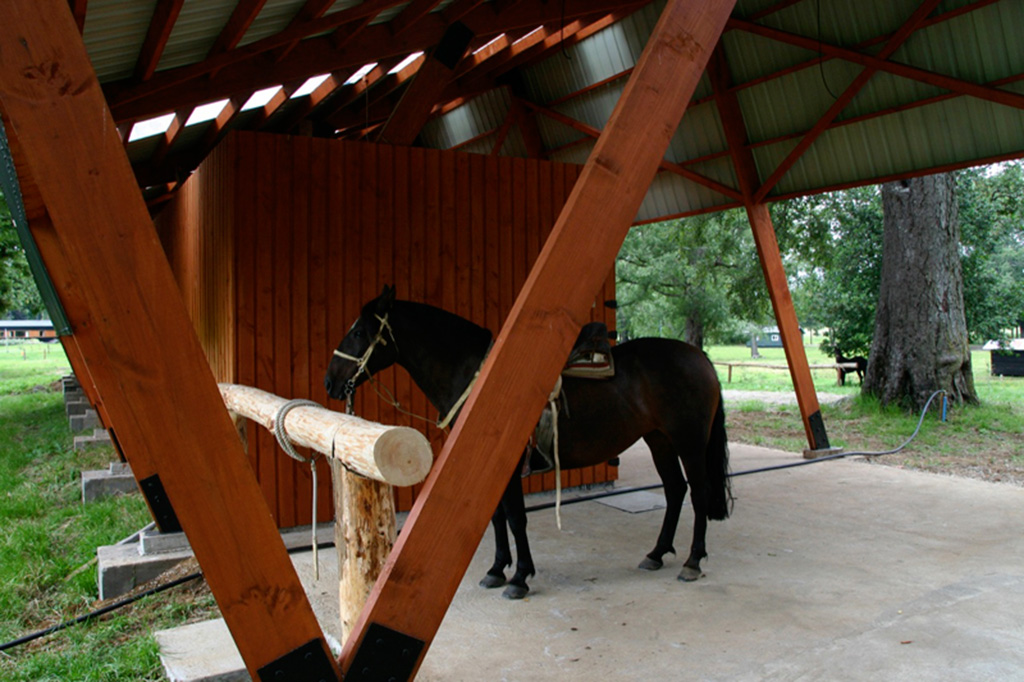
[
  {"left": 0, "top": 188, "right": 45, "bottom": 319},
  {"left": 617, "top": 209, "right": 771, "bottom": 347},
  {"left": 956, "top": 163, "right": 1024, "bottom": 341},
  {"left": 772, "top": 186, "right": 884, "bottom": 357},
  {"left": 0, "top": 343, "right": 215, "bottom": 678}
]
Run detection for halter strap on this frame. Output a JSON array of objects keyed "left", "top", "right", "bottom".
[{"left": 333, "top": 314, "right": 395, "bottom": 383}]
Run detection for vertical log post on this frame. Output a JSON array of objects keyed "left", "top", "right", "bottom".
[{"left": 332, "top": 463, "right": 397, "bottom": 643}]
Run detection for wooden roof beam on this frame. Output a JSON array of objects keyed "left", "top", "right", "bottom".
[
  {"left": 752, "top": 0, "right": 944, "bottom": 203},
  {"left": 208, "top": 0, "right": 268, "bottom": 57},
  {"left": 377, "top": 22, "right": 475, "bottom": 146},
  {"left": 105, "top": 0, "right": 654, "bottom": 123},
  {"left": 265, "top": 71, "right": 351, "bottom": 134},
  {"left": 391, "top": 0, "right": 445, "bottom": 37},
  {"left": 316, "top": 57, "right": 410, "bottom": 129},
  {"left": 133, "top": 0, "right": 185, "bottom": 82}
]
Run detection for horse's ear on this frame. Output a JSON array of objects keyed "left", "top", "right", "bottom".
[{"left": 377, "top": 284, "right": 396, "bottom": 315}]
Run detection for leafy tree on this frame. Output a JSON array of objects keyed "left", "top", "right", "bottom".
[
  {"left": 864, "top": 173, "right": 977, "bottom": 409},
  {"left": 772, "top": 187, "right": 884, "bottom": 358},
  {"left": 0, "top": 188, "right": 45, "bottom": 318},
  {"left": 616, "top": 208, "right": 771, "bottom": 348},
  {"left": 956, "top": 162, "right": 1024, "bottom": 341}
]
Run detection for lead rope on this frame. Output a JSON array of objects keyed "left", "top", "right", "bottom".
[
  {"left": 273, "top": 399, "right": 323, "bottom": 580},
  {"left": 548, "top": 377, "right": 563, "bottom": 531}
]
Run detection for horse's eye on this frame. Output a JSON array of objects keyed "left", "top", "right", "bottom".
[{"left": 352, "top": 329, "right": 364, "bottom": 339}]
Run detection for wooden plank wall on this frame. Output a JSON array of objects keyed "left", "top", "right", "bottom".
[{"left": 157, "top": 131, "right": 616, "bottom": 525}]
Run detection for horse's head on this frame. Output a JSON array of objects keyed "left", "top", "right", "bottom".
[{"left": 324, "top": 285, "right": 399, "bottom": 401}]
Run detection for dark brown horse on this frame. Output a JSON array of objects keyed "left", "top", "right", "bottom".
[{"left": 324, "top": 286, "right": 731, "bottom": 599}]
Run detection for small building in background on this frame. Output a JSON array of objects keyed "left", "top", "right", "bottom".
[
  {"left": 1, "top": 319, "right": 56, "bottom": 341},
  {"left": 983, "top": 339, "right": 1024, "bottom": 377}
]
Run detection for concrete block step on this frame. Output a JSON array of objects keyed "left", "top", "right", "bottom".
[
  {"left": 97, "top": 542, "right": 193, "bottom": 601},
  {"left": 70, "top": 408, "right": 101, "bottom": 432},
  {"left": 81, "top": 462, "right": 136, "bottom": 502},
  {"left": 73, "top": 428, "right": 112, "bottom": 451}
]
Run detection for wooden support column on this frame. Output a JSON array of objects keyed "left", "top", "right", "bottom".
[
  {"left": 0, "top": 3, "right": 338, "bottom": 679},
  {"left": 376, "top": 21, "right": 475, "bottom": 146},
  {"left": 709, "top": 45, "right": 831, "bottom": 452},
  {"left": 340, "top": 1, "right": 737, "bottom": 679}
]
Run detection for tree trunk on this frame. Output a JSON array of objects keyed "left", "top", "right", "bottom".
[
  {"left": 864, "top": 174, "right": 978, "bottom": 409},
  {"left": 684, "top": 314, "right": 704, "bottom": 349}
]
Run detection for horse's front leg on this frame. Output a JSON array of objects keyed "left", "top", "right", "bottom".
[
  {"left": 500, "top": 472, "right": 535, "bottom": 600},
  {"left": 480, "top": 504, "right": 511, "bottom": 588}
]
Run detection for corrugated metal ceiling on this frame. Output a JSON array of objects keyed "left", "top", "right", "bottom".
[{"left": 65, "top": 0, "right": 1024, "bottom": 216}]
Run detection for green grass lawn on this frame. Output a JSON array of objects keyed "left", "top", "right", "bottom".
[
  {"left": 709, "top": 344, "right": 1024, "bottom": 484},
  {"left": 0, "top": 341, "right": 214, "bottom": 681}
]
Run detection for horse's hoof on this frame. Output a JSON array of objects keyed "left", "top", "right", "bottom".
[
  {"left": 638, "top": 557, "right": 663, "bottom": 571},
  {"left": 479, "top": 573, "right": 506, "bottom": 589},
  {"left": 502, "top": 584, "right": 529, "bottom": 600},
  {"left": 677, "top": 565, "right": 703, "bottom": 582}
]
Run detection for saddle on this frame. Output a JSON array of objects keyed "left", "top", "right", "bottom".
[{"left": 526, "top": 322, "right": 615, "bottom": 476}]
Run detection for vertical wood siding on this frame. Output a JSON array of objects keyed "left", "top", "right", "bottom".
[{"left": 157, "top": 131, "right": 617, "bottom": 525}]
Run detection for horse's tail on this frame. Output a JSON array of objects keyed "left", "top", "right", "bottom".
[{"left": 705, "top": 397, "right": 732, "bottom": 520}]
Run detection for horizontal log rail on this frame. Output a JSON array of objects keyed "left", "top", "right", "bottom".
[
  {"left": 714, "top": 362, "right": 862, "bottom": 384},
  {"left": 218, "top": 383, "right": 433, "bottom": 486}
]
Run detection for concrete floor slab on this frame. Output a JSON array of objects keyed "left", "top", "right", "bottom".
[{"left": 158, "top": 441, "right": 1024, "bottom": 681}]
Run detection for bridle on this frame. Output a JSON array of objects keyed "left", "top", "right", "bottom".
[
  {"left": 333, "top": 311, "right": 481, "bottom": 430},
  {"left": 333, "top": 313, "right": 396, "bottom": 401}
]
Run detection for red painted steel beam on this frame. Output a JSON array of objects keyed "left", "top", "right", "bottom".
[
  {"left": 522, "top": 100, "right": 743, "bottom": 200},
  {"left": 728, "top": 16, "right": 1024, "bottom": 112},
  {"left": 708, "top": 42, "right": 828, "bottom": 451},
  {"left": 339, "top": 0, "right": 736, "bottom": 677},
  {"left": 752, "top": 0, "right": 944, "bottom": 203}
]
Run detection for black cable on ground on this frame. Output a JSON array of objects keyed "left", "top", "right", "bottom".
[
  {"left": 526, "top": 389, "right": 948, "bottom": 512},
  {"left": 0, "top": 572, "right": 203, "bottom": 653},
  {"left": 2, "top": 392, "right": 947, "bottom": 652}
]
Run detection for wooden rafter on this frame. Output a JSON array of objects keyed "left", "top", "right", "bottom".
[
  {"left": 391, "top": 0, "right": 444, "bottom": 37},
  {"left": 752, "top": 0, "right": 944, "bottom": 203},
  {"left": 134, "top": 0, "right": 185, "bottom": 82},
  {"left": 318, "top": 57, "right": 413, "bottom": 130},
  {"left": 105, "top": 0, "right": 655, "bottom": 123},
  {"left": 377, "top": 22, "right": 474, "bottom": 146},
  {"left": 208, "top": 0, "right": 268, "bottom": 57},
  {"left": 339, "top": 2, "right": 736, "bottom": 676}
]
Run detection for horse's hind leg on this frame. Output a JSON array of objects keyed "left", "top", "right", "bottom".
[
  {"left": 481, "top": 504, "right": 511, "bottom": 588},
  {"left": 639, "top": 432, "right": 688, "bottom": 571},
  {"left": 679, "top": 480, "right": 709, "bottom": 582},
  {"left": 500, "top": 472, "right": 535, "bottom": 600}
]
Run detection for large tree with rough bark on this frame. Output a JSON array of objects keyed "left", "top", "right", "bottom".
[{"left": 863, "top": 173, "right": 978, "bottom": 409}]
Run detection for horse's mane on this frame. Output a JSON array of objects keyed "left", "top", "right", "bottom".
[{"left": 390, "top": 299, "right": 493, "bottom": 360}]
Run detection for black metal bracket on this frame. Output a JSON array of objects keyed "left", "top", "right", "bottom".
[
  {"left": 257, "top": 638, "right": 338, "bottom": 682},
  {"left": 138, "top": 473, "right": 181, "bottom": 533},
  {"left": 433, "top": 21, "right": 474, "bottom": 70},
  {"left": 346, "top": 623, "right": 425, "bottom": 682},
  {"left": 807, "top": 410, "right": 831, "bottom": 450}
]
